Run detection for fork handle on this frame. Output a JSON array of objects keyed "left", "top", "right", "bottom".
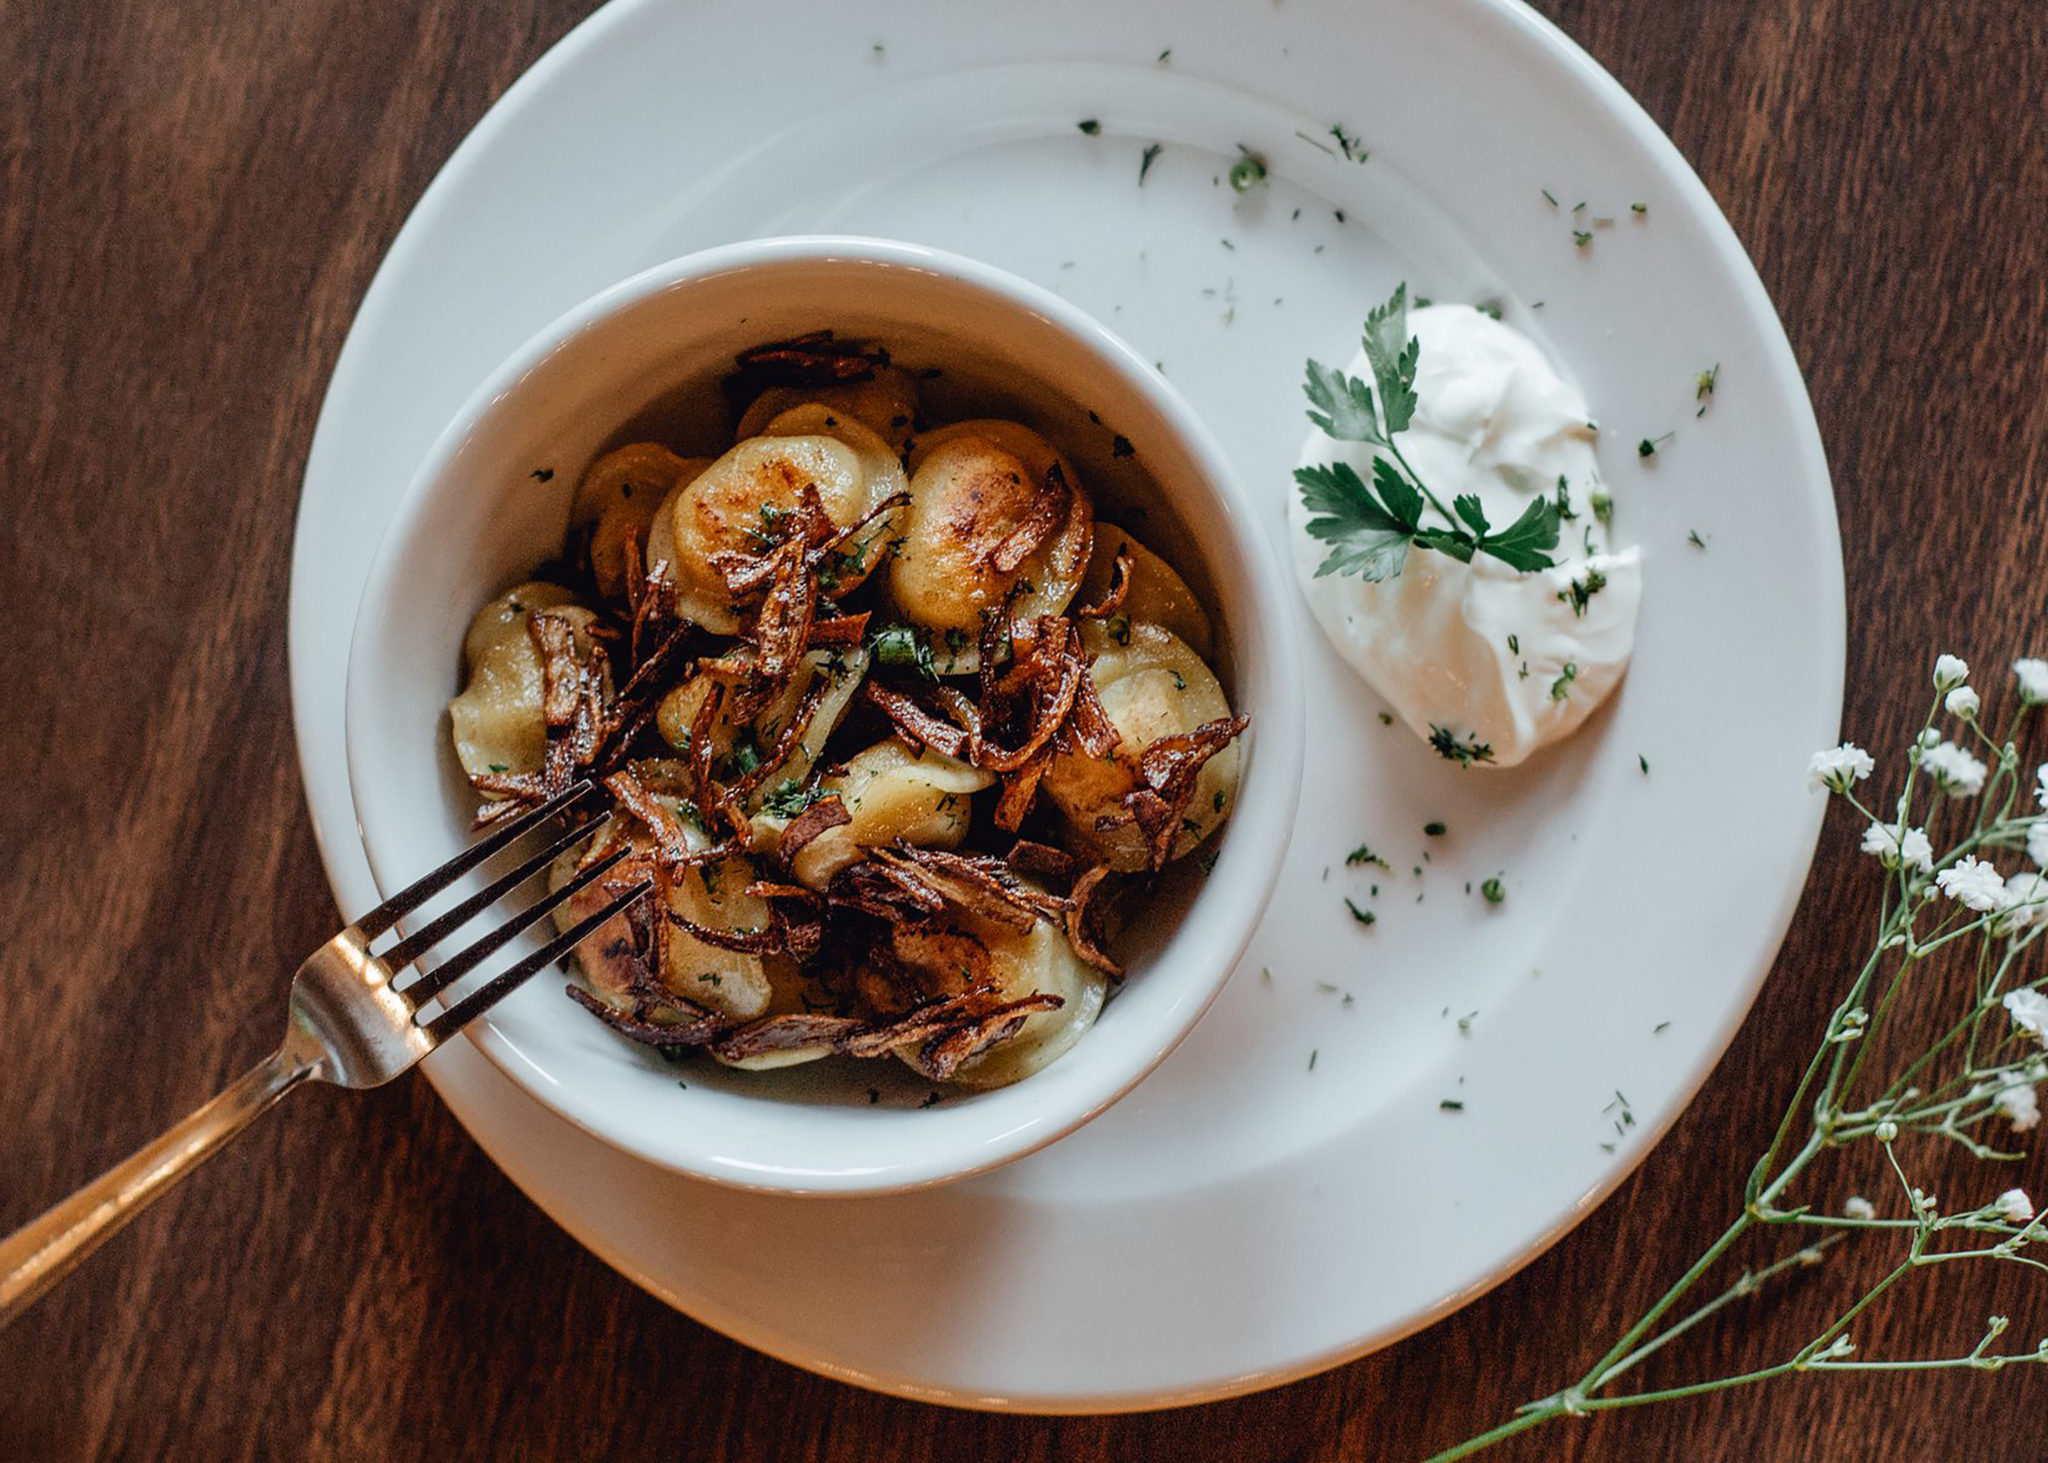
[{"left": 0, "top": 1048, "right": 310, "bottom": 1327}]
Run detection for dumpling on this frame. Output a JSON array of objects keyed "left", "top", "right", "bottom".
[
  {"left": 890, "top": 420, "right": 1094, "bottom": 672},
  {"left": 888, "top": 914, "right": 1109, "bottom": 1088},
  {"left": 645, "top": 404, "right": 907, "bottom": 633},
  {"left": 548, "top": 823, "right": 776, "bottom": 1024},
  {"left": 1041, "top": 620, "right": 1241, "bottom": 872},
  {"left": 655, "top": 647, "right": 870, "bottom": 799},
  {"left": 570, "top": 443, "right": 712, "bottom": 600},
  {"left": 1077, "top": 523, "right": 1214, "bottom": 658},
  {"left": 447, "top": 581, "right": 600, "bottom": 778},
  {"left": 782, "top": 737, "right": 994, "bottom": 890},
  {"left": 733, "top": 364, "right": 922, "bottom": 452}
]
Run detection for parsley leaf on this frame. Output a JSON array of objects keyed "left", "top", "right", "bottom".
[
  {"left": 1361, "top": 283, "right": 1419, "bottom": 434},
  {"left": 1295, "top": 462, "right": 1412, "bottom": 580},
  {"left": 1477, "top": 496, "right": 1563, "bottom": 571},
  {"left": 1303, "top": 358, "right": 1385, "bottom": 444}
]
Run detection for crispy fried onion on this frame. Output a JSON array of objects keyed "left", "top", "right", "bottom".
[
  {"left": 828, "top": 843, "right": 1123, "bottom": 977},
  {"left": 1074, "top": 543, "right": 1133, "bottom": 619},
  {"left": 1105, "top": 714, "right": 1251, "bottom": 872},
  {"left": 728, "top": 330, "right": 888, "bottom": 394},
  {"left": 988, "top": 461, "right": 1073, "bottom": 575},
  {"left": 774, "top": 795, "right": 851, "bottom": 868}
]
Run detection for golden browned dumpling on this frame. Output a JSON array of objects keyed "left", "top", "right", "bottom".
[
  {"left": 1042, "top": 620, "right": 1241, "bottom": 872},
  {"left": 782, "top": 737, "right": 994, "bottom": 890},
  {"left": 890, "top": 420, "right": 1093, "bottom": 671},
  {"left": 646, "top": 404, "right": 907, "bottom": 633},
  {"left": 733, "top": 364, "right": 922, "bottom": 452},
  {"left": 571, "top": 443, "right": 712, "bottom": 600},
  {"left": 1077, "top": 523, "right": 1215, "bottom": 658},
  {"left": 448, "top": 582, "right": 600, "bottom": 778}
]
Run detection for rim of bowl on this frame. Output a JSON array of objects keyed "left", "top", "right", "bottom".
[{"left": 344, "top": 235, "right": 1307, "bottom": 1194}]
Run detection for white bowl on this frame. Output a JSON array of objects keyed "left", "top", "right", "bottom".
[{"left": 345, "top": 236, "right": 1304, "bottom": 1194}]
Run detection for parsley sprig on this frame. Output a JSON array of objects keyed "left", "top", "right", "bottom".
[{"left": 1295, "top": 284, "right": 1561, "bottom": 582}]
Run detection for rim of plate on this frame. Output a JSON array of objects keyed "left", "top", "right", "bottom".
[{"left": 287, "top": 0, "right": 1843, "bottom": 1411}]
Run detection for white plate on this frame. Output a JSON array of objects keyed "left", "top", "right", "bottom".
[{"left": 289, "top": 0, "right": 1842, "bottom": 1411}]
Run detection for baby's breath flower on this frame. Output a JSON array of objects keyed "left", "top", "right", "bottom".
[
  {"left": 1808, "top": 743, "right": 1875, "bottom": 794},
  {"left": 1996, "top": 1083, "right": 2041, "bottom": 1133},
  {"left": 1994, "top": 1188, "right": 2036, "bottom": 1225},
  {"left": 1938, "top": 856, "right": 2012, "bottom": 912},
  {"left": 2006, "top": 988, "right": 2048, "bottom": 1046},
  {"left": 2004, "top": 873, "right": 2048, "bottom": 929},
  {"left": 1843, "top": 1196, "right": 1876, "bottom": 1221},
  {"left": 1861, "top": 822, "right": 1934, "bottom": 873},
  {"left": 1945, "top": 686, "right": 1981, "bottom": 719},
  {"left": 2016, "top": 659, "right": 2048, "bottom": 706},
  {"left": 1875, "top": 1119, "right": 1899, "bottom": 1142},
  {"left": 2037, "top": 763, "right": 2048, "bottom": 808},
  {"left": 1935, "top": 654, "right": 1970, "bottom": 692},
  {"left": 2029, "top": 822, "right": 2048, "bottom": 870},
  {"left": 1919, "top": 728, "right": 1943, "bottom": 750},
  {"left": 1920, "top": 741, "right": 1988, "bottom": 797}
]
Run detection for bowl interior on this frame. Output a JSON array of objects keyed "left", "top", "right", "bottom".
[{"left": 346, "top": 239, "right": 1301, "bottom": 1193}]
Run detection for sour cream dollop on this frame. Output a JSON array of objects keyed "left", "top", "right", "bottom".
[{"left": 1288, "top": 304, "right": 1642, "bottom": 767}]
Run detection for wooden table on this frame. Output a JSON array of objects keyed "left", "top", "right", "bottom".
[{"left": 5, "top": 1, "right": 2045, "bottom": 1456}]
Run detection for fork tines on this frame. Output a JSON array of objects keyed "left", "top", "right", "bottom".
[{"left": 348, "top": 779, "right": 652, "bottom": 1036}]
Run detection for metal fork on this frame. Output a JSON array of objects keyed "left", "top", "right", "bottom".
[{"left": 0, "top": 780, "right": 645, "bottom": 1328}]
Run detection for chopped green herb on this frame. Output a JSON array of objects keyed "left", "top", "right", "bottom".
[
  {"left": 1638, "top": 432, "right": 1672, "bottom": 458},
  {"left": 1639, "top": 753, "right": 1651, "bottom": 775},
  {"left": 1345, "top": 844, "right": 1391, "bottom": 870},
  {"left": 1106, "top": 614, "right": 1132, "bottom": 645},
  {"left": 1441, "top": 1099, "right": 1465, "bottom": 1112},
  {"left": 1695, "top": 363, "right": 1720, "bottom": 416},
  {"left": 1480, "top": 877, "right": 1506, "bottom": 905},
  {"left": 1156, "top": 46, "right": 1172, "bottom": 64},
  {"left": 759, "top": 779, "right": 825, "bottom": 817},
  {"left": 1541, "top": 188, "right": 1559, "bottom": 207},
  {"left": 1308, "top": 1049, "right": 1319, "bottom": 1071},
  {"left": 1329, "top": 122, "right": 1368, "bottom": 162},
  {"left": 1557, "top": 567, "right": 1608, "bottom": 617},
  {"left": 1139, "top": 142, "right": 1163, "bottom": 184},
  {"left": 1227, "top": 145, "right": 1268, "bottom": 193},
  {"left": 1429, "top": 725, "right": 1496, "bottom": 766},
  {"left": 1573, "top": 229, "right": 1594, "bottom": 249},
  {"left": 1630, "top": 201, "right": 1648, "bottom": 215},
  {"left": 530, "top": 467, "right": 554, "bottom": 482},
  {"left": 1654, "top": 1021, "right": 1671, "bottom": 1034},
  {"left": 1506, "top": 633, "right": 1520, "bottom": 655},
  {"left": 1687, "top": 529, "right": 1707, "bottom": 549},
  {"left": 1378, "top": 711, "right": 1394, "bottom": 726},
  {"left": 871, "top": 623, "right": 938, "bottom": 679},
  {"left": 1111, "top": 434, "right": 1136, "bottom": 458},
  {"left": 487, "top": 762, "right": 508, "bottom": 773},
  {"left": 1424, "top": 821, "right": 1447, "bottom": 837},
  {"left": 1474, "top": 299, "right": 1503, "bottom": 321},
  {"left": 1077, "top": 118, "right": 1101, "bottom": 135},
  {"left": 1551, "top": 662, "right": 1579, "bottom": 701},
  {"left": 1344, "top": 897, "right": 1377, "bottom": 926},
  {"left": 1590, "top": 490, "right": 1613, "bottom": 524}
]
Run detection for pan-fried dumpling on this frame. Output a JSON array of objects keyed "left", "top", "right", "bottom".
[
  {"left": 782, "top": 737, "right": 993, "bottom": 890},
  {"left": 655, "top": 648, "right": 870, "bottom": 799},
  {"left": 448, "top": 582, "right": 600, "bottom": 778},
  {"left": 890, "top": 420, "right": 1093, "bottom": 672},
  {"left": 889, "top": 915, "right": 1109, "bottom": 1088},
  {"left": 1077, "top": 523, "right": 1214, "bottom": 658},
  {"left": 645, "top": 404, "right": 907, "bottom": 633},
  {"left": 571, "top": 443, "right": 712, "bottom": 600},
  {"left": 734, "top": 364, "right": 922, "bottom": 452},
  {"left": 1042, "top": 620, "right": 1241, "bottom": 872}
]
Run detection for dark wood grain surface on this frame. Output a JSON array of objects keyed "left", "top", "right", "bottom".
[{"left": 4, "top": 0, "right": 2046, "bottom": 1457}]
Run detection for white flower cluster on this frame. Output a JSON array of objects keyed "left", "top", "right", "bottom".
[
  {"left": 1919, "top": 741, "right": 1988, "bottom": 797},
  {"left": 1934, "top": 654, "right": 1970, "bottom": 692},
  {"left": 2016, "top": 658, "right": 2048, "bottom": 707},
  {"left": 2007, "top": 988, "right": 2048, "bottom": 1046},
  {"left": 1993, "top": 1187, "right": 2036, "bottom": 1225},
  {"left": 1808, "top": 743, "right": 1874, "bottom": 794},
  {"left": 1861, "top": 822, "right": 1933, "bottom": 873},
  {"left": 1997, "top": 1083, "right": 2041, "bottom": 1133},
  {"left": 1938, "top": 856, "right": 2011, "bottom": 912}
]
